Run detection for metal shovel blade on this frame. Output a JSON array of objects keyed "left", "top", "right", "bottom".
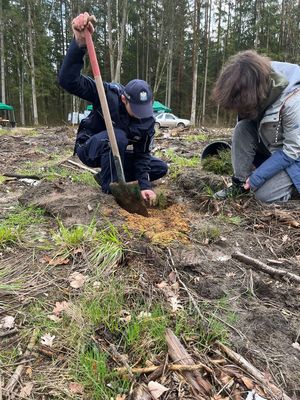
[{"left": 109, "top": 181, "right": 149, "bottom": 217}]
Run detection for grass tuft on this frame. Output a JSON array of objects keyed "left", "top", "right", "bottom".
[
  {"left": 163, "top": 149, "right": 200, "bottom": 178},
  {"left": 185, "top": 133, "right": 208, "bottom": 142},
  {"left": 0, "top": 205, "right": 46, "bottom": 247},
  {"left": 75, "top": 347, "right": 130, "bottom": 399}
]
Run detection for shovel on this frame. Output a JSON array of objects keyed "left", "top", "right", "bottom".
[{"left": 84, "top": 29, "right": 148, "bottom": 217}]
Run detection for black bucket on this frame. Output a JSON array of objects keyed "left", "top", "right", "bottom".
[{"left": 201, "top": 141, "right": 231, "bottom": 160}]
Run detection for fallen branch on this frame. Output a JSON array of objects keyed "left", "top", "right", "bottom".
[
  {"left": 166, "top": 328, "right": 211, "bottom": 399},
  {"left": 232, "top": 251, "right": 300, "bottom": 284},
  {"left": 66, "top": 159, "right": 98, "bottom": 174},
  {"left": 0, "top": 328, "right": 18, "bottom": 338},
  {"left": 3, "top": 173, "right": 40, "bottom": 180},
  {"left": 115, "top": 363, "right": 212, "bottom": 375},
  {"left": 262, "top": 209, "right": 300, "bottom": 228},
  {"left": 0, "top": 361, "right": 3, "bottom": 400},
  {"left": 217, "top": 341, "right": 292, "bottom": 400},
  {"left": 5, "top": 329, "right": 38, "bottom": 393}
]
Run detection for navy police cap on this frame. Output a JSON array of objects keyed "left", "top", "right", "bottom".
[{"left": 124, "top": 79, "right": 153, "bottom": 118}]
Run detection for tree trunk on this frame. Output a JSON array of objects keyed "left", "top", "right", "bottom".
[
  {"left": 153, "top": 13, "right": 166, "bottom": 96},
  {"left": 201, "top": 0, "right": 212, "bottom": 125},
  {"left": 114, "top": 0, "right": 128, "bottom": 82},
  {"left": 18, "top": 65, "right": 25, "bottom": 126},
  {"left": 190, "top": 0, "right": 200, "bottom": 126},
  {"left": 166, "top": 28, "right": 174, "bottom": 108},
  {"left": 107, "top": 0, "right": 115, "bottom": 80},
  {"left": 27, "top": 1, "right": 38, "bottom": 125},
  {"left": 0, "top": 0, "right": 5, "bottom": 104}
]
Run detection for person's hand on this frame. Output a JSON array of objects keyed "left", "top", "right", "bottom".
[
  {"left": 244, "top": 177, "right": 251, "bottom": 190},
  {"left": 72, "top": 12, "right": 96, "bottom": 47},
  {"left": 141, "top": 189, "right": 156, "bottom": 206}
]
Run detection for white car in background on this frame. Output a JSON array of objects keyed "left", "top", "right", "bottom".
[{"left": 154, "top": 112, "right": 191, "bottom": 129}]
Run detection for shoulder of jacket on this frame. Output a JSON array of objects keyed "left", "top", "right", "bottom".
[{"left": 105, "top": 82, "right": 125, "bottom": 95}]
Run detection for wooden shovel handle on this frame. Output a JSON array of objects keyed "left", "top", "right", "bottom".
[{"left": 84, "top": 29, "right": 125, "bottom": 182}]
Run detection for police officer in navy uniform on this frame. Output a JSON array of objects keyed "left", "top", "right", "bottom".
[{"left": 59, "top": 13, "right": 167, "bottom": 205}]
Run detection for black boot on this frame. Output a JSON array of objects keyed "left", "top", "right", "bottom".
[
  {"left": 93, "top": 172, "right": 102, "bottom": 186},
  {"left": 214, "top": 176, "right": 249, "bottom": 200}
]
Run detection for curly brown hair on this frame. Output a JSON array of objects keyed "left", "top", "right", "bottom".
[{"left": 212, "top": 50, "right": 272, "bottom": 119}]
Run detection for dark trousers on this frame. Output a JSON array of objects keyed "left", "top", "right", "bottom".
[{"left": 76, "top": 128, "right": 168, "bottom": 193}]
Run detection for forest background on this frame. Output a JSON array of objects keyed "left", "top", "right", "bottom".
[{"left": 0, "top": 0, "right": 299, "bottom": 128}]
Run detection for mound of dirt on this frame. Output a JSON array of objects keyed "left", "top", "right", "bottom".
[
  {"left": 18, "top": 180, "right": 116, "bottom": 226},
  {"left": 119, "top": 203, "right": 190, "bottom": 245},
  {"left": 176, "top": 168, "right": 226, "bottom": 195}
]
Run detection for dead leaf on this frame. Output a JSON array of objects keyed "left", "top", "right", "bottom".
[
  {"left": 148, "top": 381, "right": 169, "bottom": 399},
  {"left": 168, "top": 271, "right": 177, "bottom": 283},
  {"left": 19, "top": 382, "right": 33, "bottom": 398},
  {"left": 137, "top": 311, "right": 152, "bottom": 320},
  {"left": 74, "top": 247, "right": 83, "bottom": 255},
  {"left": 292, "top": 342, "right": 300, "bottom": 351},
  {"left": 0, "top": 315, "right": 15, "bottom": 329},
  {"left": 47, "top": 315, "right": 61, "bottom": 323},
  {"left": 253, "top": 224, "right": 264, "bottom": 229},
  {"left": 69, "top": 382, "right": 84, "bottom": 395},
  {"left": 115, "top": 395, "right": 126, "bottom": 400},
  {"left": 50, "top": 256, "right": 70, "bottom": 266},
  {"left": 25, "top": 367, "right": 33, "bottom": 378},
  {"left": 120, "top": 315, "right": 131, "bottom": 324},
  {"left": 41, "top": 333, "right": 55, "bottom": 347},
  {"left": 232, "top": 388, "right": 242, "bottom": 400},
  {"left": 169, "top": 296, "right": 182, "bottom": 312},
  {"left": 282, "top": 234, "right": 289, "bottom": 244},
  {"left": 42, "top": 255, "right": 70, "bottom": 266},
  {"left": 156, "top": 281, "right": 168, "bottom": 289},
  {"left": 52, "top": 301, "right": 70, "bottom": 316},
  {"left": 157, "top": 281, "right": 182, "bottom": 313},
  {"left": 220, "top": 371, "right": 233, "bottom": 385},
  {"left": 69, "top": 272, "right": 86, "bottom": 289},
  {"left": 171, "top": 281, "right": 179, "bottom": 291},
  {"left": 241, "top": 376, "right": 255, "bottom": 390}
]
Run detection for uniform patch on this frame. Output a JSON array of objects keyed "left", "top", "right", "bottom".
[{"left": 140, "top": 91, "right": 148, "bottom": 102}]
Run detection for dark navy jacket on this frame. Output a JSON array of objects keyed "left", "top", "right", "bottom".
[{"left": 58, "top": 39, "right": 155, "bottom": 190}]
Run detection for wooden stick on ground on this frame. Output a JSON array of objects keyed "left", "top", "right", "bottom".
[
  {"left": 3, "top": 173, "right": 41, "bottom": 180},
  {"left": 232, "top": 251, "right": 300, "bottom": 284},
  {"left": 115, "top": 363, "right": 213, "bottom": 375},
  {"left": 0, "top": 361, "right": 3, "bottom": 400},
  {"left": 217, "top": 341, "right": 292, "bottom": 400},
  {"left": 66, "top": 159, "right": 98, "bottom": 174},
  {"left": 0, "top": 328, "right": 18, "bottom": 338},
  {"left": 166, "top": 328, "right": 211, "bottom": 399},
  {"left": 5, "top": 329, "right": 38, "bottom": 394}
]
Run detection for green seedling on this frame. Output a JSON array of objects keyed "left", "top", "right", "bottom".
[
  {"left": 202, "top": 149, "right": 233, "bottom": 175},
  {"left": 195, "top": 225, "right": 221, "bottom": 242},
  {"left": 155, "top": 191, "right": 168, "bottom": 209}
]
